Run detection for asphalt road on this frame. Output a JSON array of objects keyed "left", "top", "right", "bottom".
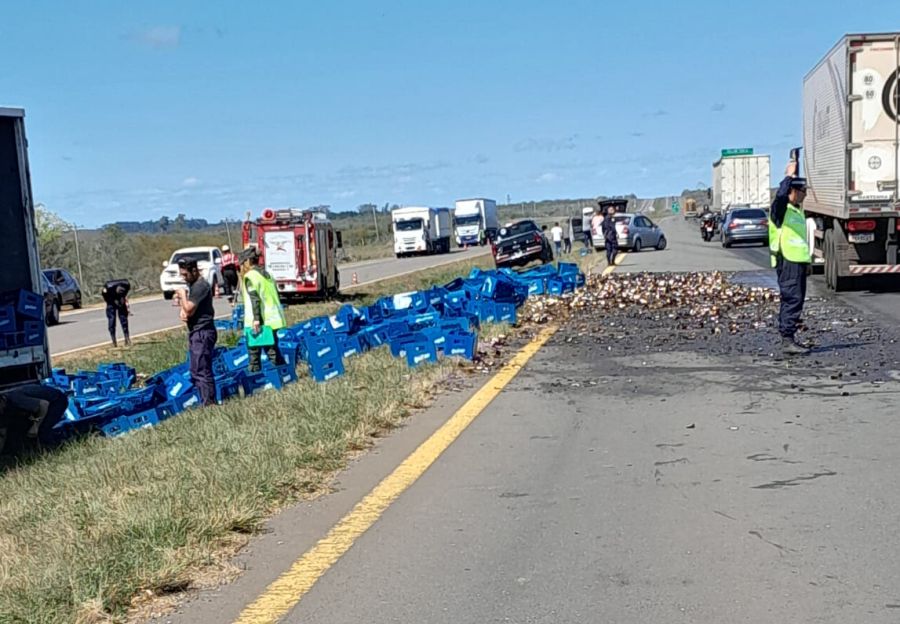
[
  {"left": 48, "top": 247, "right": 488, "bottom": 356},
  {"left": 158, "top": 216, "right": 900, "bottom": 623}
]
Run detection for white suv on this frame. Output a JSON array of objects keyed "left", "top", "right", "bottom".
[{"left": 159, "top": 246, "right": 224, "bottom": 300}]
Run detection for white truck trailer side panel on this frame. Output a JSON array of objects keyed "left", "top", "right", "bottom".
[{"left": 803, "top": 37, "right": 852, "bottom": 216}]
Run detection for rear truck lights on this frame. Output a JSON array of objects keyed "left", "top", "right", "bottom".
[{"left": 847, "top": 220, "right": 876, "bottom": 232}]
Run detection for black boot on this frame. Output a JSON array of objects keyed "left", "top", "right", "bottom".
[
  {"left": 124, "top": 333, "right": 132, "bottom": 347},
  {"left": 781, "top": 336, "right": 809, "bottom": 355},
  {"left": 110, "top": 334, "right": 117, "bottom": 348}
]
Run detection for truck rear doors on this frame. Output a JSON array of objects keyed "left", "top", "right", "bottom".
[{"left": 849, "top": 36, "right": 900, "bottom": 203}]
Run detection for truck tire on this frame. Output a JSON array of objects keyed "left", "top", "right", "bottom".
[
  {"left": 824, "top": 228, "right": 854, "bottom": 292},
  {"left": 46, "top": 300, "right": 60, "bottom": 326}
]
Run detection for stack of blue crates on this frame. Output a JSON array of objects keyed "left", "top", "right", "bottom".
[
  {"left": 0, "top": 289, "right": 45, "bottom": 350},
  {"left": 41, "top": 262, "right": 586, "bottom": 441}
]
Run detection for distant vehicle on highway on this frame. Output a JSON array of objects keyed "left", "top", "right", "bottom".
[
  {"left": 609, "top": 213, "right": 667, "bottom": 252},
  {"left": 392, "top": 206, "right": 452, "bottom": 257},
  {"left": 42, "top": 268, "right": 82, "bottom": 309},
  {"left": 492, "top": 220, "right": 553, "bottom": 268},
  {"left": 719, "top": 207, "right": 769, "bottom": 248},
  {"left": 40, "top": 273, "right": 61, "bottom": 326},
  {"left": 160, "top": 247, "right": 223, "bottom": 300}
]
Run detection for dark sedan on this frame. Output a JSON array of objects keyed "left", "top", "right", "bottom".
[
  {"left": 43, "top": 268, "right": 82, "bottom": 309},
  {"left": 720, "top": 207, "right": 769, "bottom": 248},
  {"left": 492, "top": 220, "right": 553, "bottom": 268}
]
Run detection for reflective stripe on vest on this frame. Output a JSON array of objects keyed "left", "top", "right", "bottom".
[
  {"left": 769, "top": 204, "right": 810, "bottom": 266},
  {"left": 242, "top": 269, "right": 286, "bottom": 330}
]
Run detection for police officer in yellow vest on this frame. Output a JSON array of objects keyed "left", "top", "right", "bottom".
[
  {"left": 239, "top": 247, "right": 287, "bottom": 372},
  {"left": 769, "top": 160, "right": 811, "bottom": 355}
]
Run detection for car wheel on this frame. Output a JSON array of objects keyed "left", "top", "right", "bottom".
[
  {"left": 723, "top": 239, "right": 732, "bottom": 248},
  {"left": 47, "top": 300, "right": 60, "bottom": 326},
  {"left": 633, "top": 238, "right": 642, "bottom": 253},
  {"left": 163, "top": 291, "right": 175, "bottom": 301},
  {"left": 656, "top": 236, "right": 667, "bottom": 251},
  {"left": 73, "top": 291, "right": 83, "bottom": 309}
]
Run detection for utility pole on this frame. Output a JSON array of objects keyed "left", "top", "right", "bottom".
[
  {"left": 372, "top": 204, "right": 381, "bottom": 242},
  {"left": 71, "top": 223, "right": 84, "bottom": 289},
  {"left": 223, "top": 217, "right": 234, "bottom": 249}
]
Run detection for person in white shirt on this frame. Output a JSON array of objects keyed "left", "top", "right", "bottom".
[{"left": 550, "top": 222, "right": 564, "bottom": 257}]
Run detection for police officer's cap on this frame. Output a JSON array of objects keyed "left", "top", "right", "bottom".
[{"left": 789, "top": 177, "right": 808, "bottom": 190}]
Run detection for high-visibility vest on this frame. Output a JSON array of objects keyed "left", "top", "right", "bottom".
[
  {"left": 769, "top": 203, "right": 811, "bottom": 267},
  {"left": 222, "top": 252, "right": 238, "bottom": 268},
  {"left": 242, "top": 269, "right": 286, "bottom": 330}
]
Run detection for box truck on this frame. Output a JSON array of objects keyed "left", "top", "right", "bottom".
[
  {"left": 392, "top": 206, "right": 452, "bottom": 257},
  {"left": 0, "top": 108, "right": 68, "bottom": 454},
  {"left": 712, "top": 153, "right": 772, "bottom": 211},
  {"left": 453, "top": 198, "right": 499, "bottom": 246},
  {"left": 803, "top": 33, "right": 900, "bottom": 290}
]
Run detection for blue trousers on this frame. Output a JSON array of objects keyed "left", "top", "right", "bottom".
[
  {"left": 189, "top": 328, "right": 218, "bottom": 406},
  {"left": 605, "top": 239, "right": 618, "bottom": 265},
  {"left": 776, "top": 257, "right": 807, "bottom": 337},
  {"left": 106, "top": 304, "right": 128, "bottom": 340}
]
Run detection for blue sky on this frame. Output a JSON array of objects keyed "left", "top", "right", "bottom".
[{"left": 2, "top": 0, "right": 898, "bottom": 227}]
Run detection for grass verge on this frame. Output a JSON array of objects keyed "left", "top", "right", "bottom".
[{"left": 0, "top": 255, "right": 494, "bottom": 623}]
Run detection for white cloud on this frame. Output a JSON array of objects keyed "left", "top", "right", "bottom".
[
  {"left": 334, "top": 190, "right": 357, "bottom": 199},
  {"left": 536, "top": 172, "right": 560, "bottom": 183},
  {"left": 182, "top": 176, "right": 200, "bottom": 187},
  {"left": 132, "top": 26, "right": 182, "bottom": 49}
]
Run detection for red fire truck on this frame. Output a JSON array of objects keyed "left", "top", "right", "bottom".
[{"left": 241, "top": 208, "right": 341, "bottom": 301}]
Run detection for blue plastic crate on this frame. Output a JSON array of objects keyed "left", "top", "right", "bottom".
[
  {"left": 476, "top": 301, "right": 497, "bottom": 323},
  {"left": 527, "top": 279, "right": 545, "bottom": 295},
  {"left": 408, "top": 311, "right": 441, "bottom": 330},
  {"left": 445, "top": 332, "right": 477, "bottom": 359},
  {"left": 116, "top": 386, "right": 158, "bottom": 413},
  {"left": 0, "top": 331, "right": 24, "bottom": 349},
  {"left": 215, "top": 372, "right": 245, "bottom": 404},
  {"left": 309, "top": 354, "right": 345, "bottom": 382},
  {"left": 277, "top": 363, "right": 298, "bottom": 384},
  {"left": 14, "top": 290, "right": 43, "bottom": 320},
  {"left": 21, "top": 321, "right": 43, "bottom": 347},
  {"left": 100, "top": 408, "right": 161, "bottom": 437},
  {"left": 0, "top": 305, "right": 15, "bottom": 333},
  {"left": 241, "top": 366, "right": 284, "bottom": 395},
  {"left": 575, "top": 273, "right": 586, "bottom": 288},
  {"left": 221, "top": 346, "right": 250, "bottom": 372},
  {"left": 172, "top": 389, "right": 202, "bottom": 412},
  {"left": 337, "top": 334, "right": 364, "bottom": 359},
  {"left": 557, "top": 262, "right": 579, "bottom": 276},
  {"left": 547, "top": 278, "right": 564, "bottom": 295},
  {"left": 495, "top": 303, "right": 517, "bottom": 324},
  {"left": 276, "top": 339, "right": 300, "bottom": 367},
  {"left": 404, "top": 341, "right": 439, "bottom": 367},
  {"left": 301, "top": 334, "right": 339, "bottom": 363}
]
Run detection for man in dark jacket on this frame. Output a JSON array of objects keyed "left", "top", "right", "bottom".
[
  {"left": 175, "top": 259, "right": 217, "bottom": 406},
  {"left": 101, "top": 279, "right": 131, "bottom": 346}
]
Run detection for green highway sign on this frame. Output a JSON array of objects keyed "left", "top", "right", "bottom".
[
  {"left": 721, "top": 148, "right": 754, "bottom": 158},
  {"left": 672, "top": 202, "right": 680, "bottom": 213}
]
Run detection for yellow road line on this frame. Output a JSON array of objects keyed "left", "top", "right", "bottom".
[{"left": 232, "top": 325, "right": 558, "bottom": 624}]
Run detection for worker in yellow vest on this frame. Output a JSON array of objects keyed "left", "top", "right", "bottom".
[
  {"left": 238, "top": 247, "right": 287, "bottom": 372},
  {"left": 769, "top": 160, "right": 811, "bottom": 355}
]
